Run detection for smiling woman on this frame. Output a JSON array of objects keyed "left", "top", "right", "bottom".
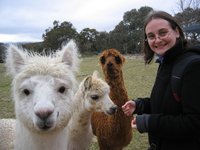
[{"left": 122, "top": 10, "right": 200, "bottom": 150}]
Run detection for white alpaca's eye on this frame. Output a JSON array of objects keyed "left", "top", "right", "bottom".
[
  {"left": 58, "top": 86, "right": 66, "bottom": 93},
  {"left": 23, "top": 89, "right": 30, "bottom": 96},
  {"left": 91, "top": 95, "right": 99, "bottom": 101}
]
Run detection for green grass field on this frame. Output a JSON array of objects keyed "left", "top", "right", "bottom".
[{"left": 0, "top": 55, "right": 158, "bottom": 150}]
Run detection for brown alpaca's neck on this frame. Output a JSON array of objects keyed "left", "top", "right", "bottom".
[{"left": 105, "top": 73, "right": 129, "bottom": 107}]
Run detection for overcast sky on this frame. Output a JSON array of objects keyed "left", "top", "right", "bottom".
[{"left": 0, "top": 0, "right": 179, "bottom": 43}]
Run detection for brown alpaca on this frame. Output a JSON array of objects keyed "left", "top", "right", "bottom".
[{"left": 91, "top": 49, "right": 132, "bottom": 150}]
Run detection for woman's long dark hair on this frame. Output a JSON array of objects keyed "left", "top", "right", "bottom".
[{"left": 143, "top": 10, "right": 187, "bottom": 64}]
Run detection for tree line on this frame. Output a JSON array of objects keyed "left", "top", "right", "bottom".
[
  {"left": 32, "top": 5, "right": 200, "bottom": 55},
  {"left": 41, "top": 1, "right": 200, "bottom": 55}
]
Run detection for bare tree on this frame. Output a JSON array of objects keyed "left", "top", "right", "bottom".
[
  {"left": 176, "top": 0, "right": 200, "bottom": 11},
  {"left": 175, "top": 0, "right": 200, "bottom": 45}
]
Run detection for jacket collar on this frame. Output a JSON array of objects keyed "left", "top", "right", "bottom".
[{"left": 157, "top": 39, "right": 185, "bottom": 64}]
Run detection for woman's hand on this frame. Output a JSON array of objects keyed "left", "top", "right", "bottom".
[
  {"left": 122, "top": 100, "right": 136, "bottom": 116},
  {"left": 131, "top": 117, "right": 137, "bottom": 129}
]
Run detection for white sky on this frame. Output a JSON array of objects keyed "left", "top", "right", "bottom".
[{"left": 0, "top": 0, "right": 179, "bottom": 43}]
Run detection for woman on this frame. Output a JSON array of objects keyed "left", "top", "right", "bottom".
[{"left": 122, "top": 10, "right": 200, "bottom": 150}]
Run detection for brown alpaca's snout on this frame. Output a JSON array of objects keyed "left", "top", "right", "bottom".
[
  {"left": 106, "top": 62, "right": 115, "bottom": 73},
  {"left": 107, "top": 62, "right": 113, "bottom": 68}
]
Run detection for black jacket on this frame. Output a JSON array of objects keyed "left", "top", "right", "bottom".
[{"left": 135, "top": 43, "right": 200, "bottom": 150}]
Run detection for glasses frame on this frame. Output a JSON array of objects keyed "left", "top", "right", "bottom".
[{"left": 146, "top": 29, "right": 173, "bottom": 42}]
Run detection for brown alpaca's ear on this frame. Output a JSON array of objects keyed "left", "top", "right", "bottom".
[{"left": 121, "top": 55, "right": 125, "bottom": 63}]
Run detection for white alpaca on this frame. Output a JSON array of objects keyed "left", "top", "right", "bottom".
[
  {"left": 5, "top": 40, "right": 79, "bottom": 150},
  {"left": 0, "top": 119, "right": 16, "bottom": 150},
  {"left": 66, "top": 71, "right": 117, "bottom": 150}
]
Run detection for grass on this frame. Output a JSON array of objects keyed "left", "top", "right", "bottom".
[
  {"left": 0, "top": 64, "right": 14, "bottom": 118},
  {"left": 0, "top": 55, "right": 158, "bottom": 150}
]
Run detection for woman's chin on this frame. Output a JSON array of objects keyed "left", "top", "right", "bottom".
[{"left": 155, "top": 48, "right": 168, "bottom": 56}]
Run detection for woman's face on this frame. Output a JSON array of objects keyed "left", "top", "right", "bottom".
[{"left": 145, "top": 18, "right": 180, "bottom": 56}]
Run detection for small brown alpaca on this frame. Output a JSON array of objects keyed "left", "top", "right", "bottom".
[{"left": 91, "top": 49, "right": 132, "bottom": 150}]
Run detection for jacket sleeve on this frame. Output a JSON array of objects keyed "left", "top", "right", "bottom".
[
  {"left": 148, "top": 61, "right": 200, "bottom": 140},
  {"left": 134, "top": 97, "right": 151, "bottom": 115}
]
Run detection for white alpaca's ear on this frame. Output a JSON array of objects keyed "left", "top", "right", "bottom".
[
  {"left": 83, "top": 76, "right": 92, "bottom": 90},
  {"left": 92, "top": 70, "right": 99, "bottom": 78},
  {"left": 5, "top": 45, "right": 26, "bottom": 77},
  {"left": 61, "top": 40, "right": 79, "bottom": 72}
]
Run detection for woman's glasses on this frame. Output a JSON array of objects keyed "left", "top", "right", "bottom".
[{"left": 146, "top": 29, "right": 172, "bottom": 42}]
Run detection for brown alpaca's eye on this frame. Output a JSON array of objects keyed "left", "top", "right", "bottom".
[
  {"left": 91, "top": 95, "right": 99, "bottom": 101},
  {"left": 100, "top": 56, "right": 105, "bottom": 64},
  {"left": 58, "top": 86, "right": 66, "bottom": 93},
  {"left": 115, "top": 56, "right": 122, "bottom": 64},
  {"left": 23, "top": 89, "right": 30, "bottom": 96}
]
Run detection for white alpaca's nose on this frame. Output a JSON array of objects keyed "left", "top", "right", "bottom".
[
  {"left": 35, "top": 108, "right": 53, "bottom": 120},
  {"left": 34, "top": 102, "right": 55, "bottom": 130},
  {"left": 34, "top": 101, "right": 54, "bottom": 120}
]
